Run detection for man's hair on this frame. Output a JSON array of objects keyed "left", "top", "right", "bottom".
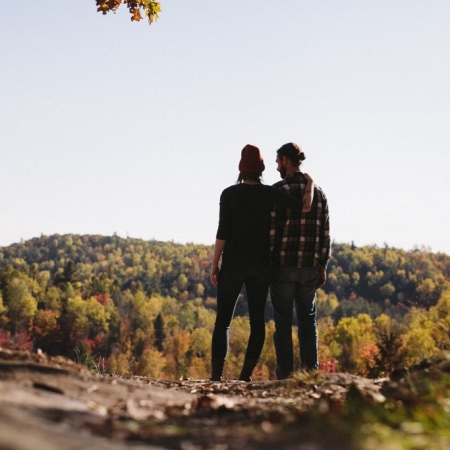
[{"left": 277, "top": 143, "right": 306, "bottom": 166}]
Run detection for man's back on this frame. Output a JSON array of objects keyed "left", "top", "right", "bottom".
[
  {"left": 269, "top": 143, "right": 331, "bottom": 376},
  {"left": 270, "top": 172, "right": 330, "bottom": 268}
]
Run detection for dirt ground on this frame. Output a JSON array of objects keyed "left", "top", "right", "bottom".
[{"left": 0, "top": 348, "right": 387, "bottom": 450}]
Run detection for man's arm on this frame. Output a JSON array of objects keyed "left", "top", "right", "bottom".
[{"left": 318, "top": 193, "right": 331, "bottom": 287}]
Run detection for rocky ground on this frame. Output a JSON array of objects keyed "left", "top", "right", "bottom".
[{"left": 1, "top": 348, "right": 449, "bottom": 450}]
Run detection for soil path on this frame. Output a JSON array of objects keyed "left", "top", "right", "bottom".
[{"left": 0, "top": 349, "right": 387, "bottom": 450}]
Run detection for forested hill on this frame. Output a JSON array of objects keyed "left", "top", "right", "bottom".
[
  {"left": 1, "top": 234, "right": 448, "bottom": 311},
  {"left": 0, "top": 234, "right": 449, "bottom": 379},
  {"left": 0, "top": 234, "right": 217, "bottom": 300}
]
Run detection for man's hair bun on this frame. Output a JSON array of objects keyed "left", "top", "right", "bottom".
[{"left": 277, "top": 143, "right": 306, "bottom": 166}]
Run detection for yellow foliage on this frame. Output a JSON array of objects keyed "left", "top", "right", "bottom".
[
  {"left": 228, "top": 316, "right": 250, "bottom": 356},
  {"left": 316, "top": 291, "right": 339, "bottom": 317},
  {"left": 66, "top": 295, "right": 110, "bottom": 336},
  {"left": 137, "top": 349, "right": 166, "bottom": 378},
  {"left": 259, "top": 320, "right": 276, "bottom": 378},
  {"left": 0, "top": 292, "right": 6, "bottom": 315},
  {"left": 195, "top": 283, "right": 205, "bottom": 297},
  {"left": 33, "top": 309, "right": 58, "bottom": 336},
  {"left": 402, "top": 328, "right": 440, "bottom": 367},
  {"left": 195, "top": 307, "right": 215, "bottom": 331},
  {"left": 107, "top": 352, "right": 133, "bottom": 376},
  {"left": 380, "top": 282, "right": 395, "bottom": 298},
  {"left": 116, "top": 352, "right": 133, "bottom": 376},
  {"left": 5, "top": 278, "right": 37, "bottom": 328},
  {"left": 189, "top": 357, "right": 208, "bottom": 380},
  {"left": 333, "top": 314, "right": 377, "bottom": 373},
  {"left": 318, "top": 317, "right": 336, "bottom": 362},
  {"left": 107, "top": 354, "right": 118, "bottom": 375},
  {"left": 189, "top": 328, "right": 211, "bottom": 359},
  {"left": 428, "top": 291, "right": 450, "bottom": 348}
]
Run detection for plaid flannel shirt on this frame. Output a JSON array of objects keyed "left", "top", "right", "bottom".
[{"left": 270, "top": 172, "right": 331, "bottom": 268}]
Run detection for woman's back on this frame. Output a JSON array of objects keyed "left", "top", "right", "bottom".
[{"left": 217, "top": 184, "right": 297, "bottom": 260}]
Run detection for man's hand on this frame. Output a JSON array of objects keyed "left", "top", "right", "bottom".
[
  {"left": 317, "top": 266, "right": 326, "bottom": 288},
  {"left": 210, "top": 265, "right": 220, "bottom": 287}
]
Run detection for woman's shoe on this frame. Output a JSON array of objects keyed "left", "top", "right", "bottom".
[{"left": 238, "top": 358, "right": 258, "bottom": 382}]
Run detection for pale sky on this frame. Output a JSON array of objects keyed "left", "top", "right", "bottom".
[{"left": 1, "top": 1, "right": 449, "bottom": 254}]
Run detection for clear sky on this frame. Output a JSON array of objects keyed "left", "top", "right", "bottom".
[{"left": 1, "top": 1, "right": 449, "bottom": 254}]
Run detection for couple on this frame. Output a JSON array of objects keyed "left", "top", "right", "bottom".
[{"left": 209, "top": 143, "right": 330, "bottom": 381}]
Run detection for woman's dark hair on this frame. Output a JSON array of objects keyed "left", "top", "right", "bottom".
[
  {"left": 276, "top": 142, "right": 306, "bottom": 166},
  {"left": 236, "top": 172, "right": 263, "bottom": 184}
]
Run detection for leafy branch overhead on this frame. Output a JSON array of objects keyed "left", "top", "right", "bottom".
[{"left": 96, "top": 0, "right": 161, "bottom": 24}]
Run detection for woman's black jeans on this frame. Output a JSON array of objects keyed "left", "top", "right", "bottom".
[{"left": 211, "top": 254, "right": 270, "bottom": 361}]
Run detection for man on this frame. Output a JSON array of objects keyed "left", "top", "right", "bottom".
[{"left": 270, "top": 142, "right": 330, "bottom": 379}]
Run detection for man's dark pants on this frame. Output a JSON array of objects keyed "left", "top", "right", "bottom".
[{"left": 270, "top": 266, "right": 319, "bottom": 379}]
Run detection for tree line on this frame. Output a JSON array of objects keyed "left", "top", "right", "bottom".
[{"left": 0, "top": 234, "right": 449, "bottom": 379}]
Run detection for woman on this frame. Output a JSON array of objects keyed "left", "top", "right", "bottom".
[{"left": 209, "top": 144, "right": 313, "bottom": 381}]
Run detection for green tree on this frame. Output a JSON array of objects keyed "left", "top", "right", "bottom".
[
  {"left": 153, "top": 312, "right": 166, "bottom": 351},
  {"left": 4, "top": 278, "right": 37, "bottom": 332},
  {"left": 259, "top": 320, "right": 276, "bottom": 378},
  {"left": 33, "top": 309, "right": 61, "bottom": 354},
  {"left": 0, "top": 291, "right": 7, "bottom": 315},
  {"left": 42, "top": 287, "right": 63, "bottom": 316},
  {"left": 371, "top": 314, "right": 403, "bottom": 376},
  {"left": 333, "top": 314, "right": 377, "bottom": 374},
  {"left": 428, "top": 291, "right": 450, "bottom": 350},
  {"left": 189, "top": 327, "right": 211, "bottom": 360},
  {"left": 316, "top": 289, "right": 339, "bottom": 318},
  {"left": 401, "top": 307, "right": 440, "bottom": 367},
  {"left": 66, "top": 295, "right": 110, "bottom": 338},
  {"left": 137, "top": 348, "right": 166, "bottom": 378}
]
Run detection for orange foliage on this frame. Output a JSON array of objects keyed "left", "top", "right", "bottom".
[
  {"left": 320, "top": 357, "right": 337, "bottom": 373},
  {"left": 360, "top": 342, "right": 380, "bottom": 374},
  {"left": 0, "top": 329, "right": 33, "bottom": 352},
  {"left": 95, "top": 293, "right": 110, "bottom": 306},
  {"left": 33, "top": 309, "right": 58, "bottom": 337}
]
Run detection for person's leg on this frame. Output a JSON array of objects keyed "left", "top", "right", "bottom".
[
  {"left": 243, "top": 264, "right": 270, "bottom": 361},
  {"left": 237, "top": 262, "right": 270, "bottom": 381},
  {"left": 211, "top": 258, "right": 245, "bottom": 361},
  {"left": 294, "top": 266, "right": 320, "bottom": 370},
  {"left": 270, "top": 266, "right": 296, "bottom": 379}
]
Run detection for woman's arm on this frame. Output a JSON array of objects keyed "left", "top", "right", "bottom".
[
  {"left": 210, "top": 238, "right": 226, "bottom": 287},
  {"left": 302, "top": 173, "right": 314, "bottom": 212},
  {"left": 271, "top": 175, "right": 314, "bottom": 212}
]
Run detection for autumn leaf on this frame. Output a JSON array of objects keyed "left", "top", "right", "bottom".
[
  {"left": 96, "top": 0, "right": 161, "bottom": 24},
  {"left": 131, "top": 8, "right": 142, "bottom": 21}
]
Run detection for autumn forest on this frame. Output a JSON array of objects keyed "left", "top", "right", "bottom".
[{"left": 0, "top": 234, "right": 449, "bottom": 380}]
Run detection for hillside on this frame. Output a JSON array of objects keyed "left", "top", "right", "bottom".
[
  {"left": 0, "top": 234, "right": 449, "bottom": 379},
  {"left": 1, "top": 234, "right": 448, "bottom": 310}
]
